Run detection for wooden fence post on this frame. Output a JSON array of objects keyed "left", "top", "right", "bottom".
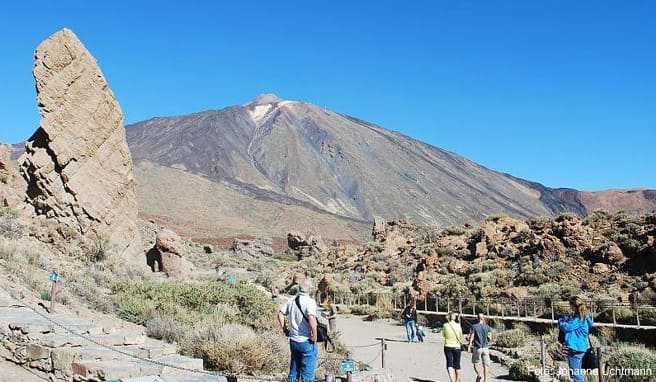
[
  {"left": 540, "top": 335, "right": 546, "bottom": 375},
  {"left": 612, "top": 306, "right": 616, "bottom": 327},
  {"left": 597, "top": 347, "right": 604, "bottom": 382}
]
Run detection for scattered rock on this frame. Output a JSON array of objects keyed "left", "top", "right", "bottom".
[
  {"left": 286, "top": 231, "right": 327, "bottom": 259},
  {"left": 155, "top": 229, "right": 186, "bottom": 256},
  {"left": 592, "top": 263, "right": 610, "bottom": 274},
  {"left": 145, "top": 229, "right": 192, "bottom": 277},
  {"left": 231, "top": 238, "right": 274, "bottom": 258},
  {"left": 18, "top": 28, "right": 139, "bottom": 252}
]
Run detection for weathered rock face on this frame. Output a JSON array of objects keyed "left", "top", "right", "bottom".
[
  {"left": 0, "top": 144, "right": 25, "bottom": 210},
  {"left": 231, "top": 238, "right": 274, "bottom": 258},
  {"left": 286, "top": 231, "right": 327, "bottom": 259},
  {"left": 18, "top": 29, "right": 138, "bottom": 251}
]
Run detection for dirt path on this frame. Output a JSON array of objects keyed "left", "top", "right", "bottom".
[{"left": 335, "top": 315, "right": 515, "bottom": 382}]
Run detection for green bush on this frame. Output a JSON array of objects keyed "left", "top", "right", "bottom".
[
  {"left": 495, "top": 328, "right": 529, "bottom": 348},
  {"left": 508, "top": 356, "right": 540, "bottom": 381},
  {"left": 112, "top": 280, "right": 277, "bottom": 329},
  {"left": 605, "top": 344, "right": 656, "bottom": 382}
]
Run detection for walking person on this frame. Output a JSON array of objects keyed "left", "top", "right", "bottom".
[
  {"left": 278, "top": 277, "right": 319, "bottom": 382},
  {"left": 325, "top": 298, "right": 338, "bottom": 334},
  {"left": 559, "top": 296, "right": 594, "bottom": 382},
  {"left": 442, "top": 312, "right": 464, "bottom": 382},
  {"left": 468, "top": 313, "right": 493, "bottom": 382},
  {"left": 401, "top": 300, "right": 418, "bottom": 342}
]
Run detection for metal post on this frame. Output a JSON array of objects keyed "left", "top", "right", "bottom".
[
  {"left": 486, "top": 300, "right": 490, "bottom": 316},
  {"left": 404, "top": 294, "right": 407, "bottom": 307},
  {"left": 501, "top": 304, "right": 505, "bottom": 318},
  {"left": 381, "top": 338, "right": 386, "bottom": 369},
  {"left": 550, "top": 301, "right": 555, "bottom": 323},
  {"left": 472, "top": 298, "right": 476, "bottom": 315},
  {"left": 533, "top": 300, "right": 537, "bottom": 316},
  {"left": 447, "top": 299, "right": 450, "bottom": 313},
  {"left": 636, "top": 307, "right": 641, "bottom": 328},
  {"left": 458, "top": 298, "right": 463, "bottom": 316},
  {"left": 436, "top": 297, "right": 440, "bottom": 313}
]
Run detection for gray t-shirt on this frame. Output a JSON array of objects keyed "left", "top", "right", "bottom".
[{"left": 470, "top": 323, "right": 492, "bottom": 348}]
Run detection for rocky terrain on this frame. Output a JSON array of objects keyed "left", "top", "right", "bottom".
[{"left": 283, "top": 211, "right": 656, "bottom": 311}]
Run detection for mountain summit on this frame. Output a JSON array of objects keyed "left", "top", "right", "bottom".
[{"left": 125, "top": 95, "right": 654, "bottom": 240}]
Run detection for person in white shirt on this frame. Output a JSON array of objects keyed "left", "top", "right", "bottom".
[{"left": 278, "top": 277, "right": 319, "bottom": 382}]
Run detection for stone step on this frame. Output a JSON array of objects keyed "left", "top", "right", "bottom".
[
  {"left": 73, "top": 359, "right": 163, "bottom": 380},
  {"left": 87, "top": 331, "right": 146, "bottom": 346},
  {"left": 79, "top": 343, "right": 177, "bottom": 361},
  {"left": 155, "top": 353, "right": 204, "bottom": 371}
]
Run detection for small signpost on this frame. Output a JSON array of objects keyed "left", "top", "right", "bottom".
[
  {"left": 48, "top": 271, "right": 61, "bottom": 313},
  {"left": 340, "top": 357, "right": 358, "bottom": 382}
]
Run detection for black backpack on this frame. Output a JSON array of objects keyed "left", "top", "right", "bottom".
[{"left": 295, "top": 296, "right": 331, "bottom": 344}]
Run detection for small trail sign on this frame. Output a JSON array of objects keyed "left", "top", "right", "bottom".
[
  {"left": 49, "top": 271, "right": 61, "bottom": 283},
  {"left": 340, "top": 359, "right": 358, "bottom": 374}
]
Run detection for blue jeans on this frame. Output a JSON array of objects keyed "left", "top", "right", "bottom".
[
  {"left": 289, "top": 340, "right": 318, "bottom": 382},
  {"left": 568, "top": 351, "right": 585, "bottom": 382},
  {"left": 404, "top": 320, "right": 417, "bottom": 342}
]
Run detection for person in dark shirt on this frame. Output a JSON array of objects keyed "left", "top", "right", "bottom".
[
  {"left": 401, "top": 301, "right": 418, "bottom": 342},
  {"left": 468, "top": 313, "right": 492, "bottom": 382}
]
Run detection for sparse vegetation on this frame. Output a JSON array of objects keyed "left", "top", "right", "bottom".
[
  {"left": 605, "top": 344, "right": 656, "bottom": 382},
  {"left": 495, "top": 326, "right": 529, "bottom": 348}
]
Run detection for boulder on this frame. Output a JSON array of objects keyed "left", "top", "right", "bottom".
[
  {"left": 155, "top": 229, "right": 185, "bottom": 256},
  {"left": 503, "top": 286, "right": 529, "bottom": 300},
  {"left": 447, "top": 259, "right": 469, "bottom": 276},
  {"left": 592, "top": 263, "right": 610, "bottom": 274},
  {"left": 153, "top": 229, "right": 191, "bottom": 277},
  {"left": 18, "top": 29, "right": 139, "bottom": 252},
  {"left": 160, "top": 252, "right": 192, "bottom": 278},
  {"left": 286, "top": 231, "right": 327, "bottom": 258},
  {"left": 231, "top": 237, "right": 274, "bottom": 258}
]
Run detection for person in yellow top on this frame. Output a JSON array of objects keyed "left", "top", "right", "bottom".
[{"left": 442, "top": 312, "right": 465, "bottom": 382}]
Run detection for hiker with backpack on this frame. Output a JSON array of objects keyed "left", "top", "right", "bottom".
[
  {"left": 442, "top": 312, "right": 465, "bottom": 382},
  {"left": 401, "top": 300, "right": 419, "bottom": 342},
  {"left": 558, "top": 296, "right": 595, "bottom": 382},
  {"left": 278, "top": 277, "right": 321, "bottom": 382}
]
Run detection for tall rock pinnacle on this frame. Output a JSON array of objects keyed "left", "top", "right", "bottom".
[{"left": 19, "top": 28, "right": 139, "bottom": 251}]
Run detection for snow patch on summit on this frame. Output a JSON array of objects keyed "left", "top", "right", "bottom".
[{"left": 249, "top": 104, "right": 273, "bottom": 124}]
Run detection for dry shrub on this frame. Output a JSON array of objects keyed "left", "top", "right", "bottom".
[
  {"left": 181, "top": 323, "right": 287, "bottom": 375},
  {"left": 146, "top": 315, "right": 184, "bottom": 343}
]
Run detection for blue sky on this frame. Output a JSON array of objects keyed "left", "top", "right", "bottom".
[{"left": 1, "top": 1, "right": 654, "bottom": 190}]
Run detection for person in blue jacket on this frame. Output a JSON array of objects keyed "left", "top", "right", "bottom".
[{"left": 558, "top": 296, "right": 594, "bottom": 382}]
